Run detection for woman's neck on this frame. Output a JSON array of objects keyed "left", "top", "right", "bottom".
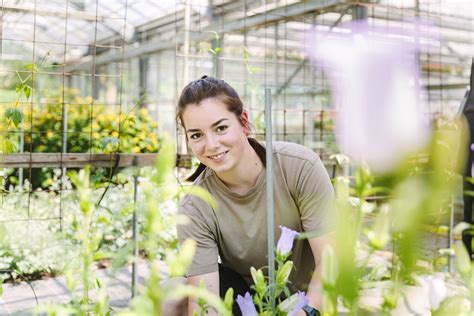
[{"left": 215, "top": 142, "right": 263, "bottom": 194}]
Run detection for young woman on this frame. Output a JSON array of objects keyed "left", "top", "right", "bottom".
[{"left": 176, "top": 76, "right": 335, "bottom": 316}]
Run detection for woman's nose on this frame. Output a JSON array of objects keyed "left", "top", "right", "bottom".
[{"left": 205, "top": 133, "right": 220, "bottom": 149}]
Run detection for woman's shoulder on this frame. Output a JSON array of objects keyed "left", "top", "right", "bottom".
[{"left": 271, "top": 141, "right": 320, "bottom": 163}]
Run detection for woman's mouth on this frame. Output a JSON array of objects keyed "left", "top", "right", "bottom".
[{"left": 207, "top": 150, "right": 229, "bottom": 162}]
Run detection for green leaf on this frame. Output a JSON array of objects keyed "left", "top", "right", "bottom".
[
  {"left": 432, "top": 295, "right": 468, "bottom": 315},
  {"left": 453, "top": 241, "right": 471, "bottom": 278},
  {"left": 250, "top": 267, "right": 267, "bottom": 295},
  {"left": 168, "top": 284, "right": 231, "bottom": 316},
  {"left": 367, "top": 205, "right": 391, "bottom": 250},
  {"left": 111, "top": 242, "right": 133, "bottom": 271},
  {"left": 153, "top": 140, "right": 175, "bottom": 185},
  {"left": 276, "top": 260, "right": 293, "bottom": 285},
  {"left": 223, "top": 288, "right": 234, "bottom": 311},
  {"left": 463, "top": 190, "right": 474, "bottom": 197},
  {"left": 23, "top": 85, "right": 31, "bottom": 100},
  {"left": 464, "top": 177, "right": 474, "bottom": 185},
  {"left": 180, "top": 185, "right": 218, "bottom": 210},
  {"left": 365, "top": 186, "right": 389, "bottom": 196},
  {"left": 0, "top": 224, "right": 8, "bottom": 243},
  {"left": 24, "top": 63, "right": 39, "bottom": 72},
  {"left": 101, "top": 137, "right": 120, "bottom": 151},
  {"left": 95, "top": 277, "right": 104, "bottom": 288},
  {"left": 167, "top": 239, "right": 196, "bottom": 277},
  {"left": 4, "top": 108, "right": 23, "bottom": 127},
  {"left": 2, "top": 139, "right": 18, "bottom": 153},
  {"left": 93, "top": 251, "right": 109, "bottom": 261},
  {"left": 322, "top": 245, "right": 338, "bottom": 287}
]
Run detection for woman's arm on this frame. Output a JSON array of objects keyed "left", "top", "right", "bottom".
[
  {"left": 306, "top": 233, "right": 333, "bottom": 310},
  {"left": 187, "top": 271, "right": 220, "bottom": 316}
]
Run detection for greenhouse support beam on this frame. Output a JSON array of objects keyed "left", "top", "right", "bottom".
[
  {"left": 0, "top": 153, "right": 158, "bottom": 168},
  {"left": 0, "top": 4, "right": 106, "bottom": 21},
  {"left": 132, "top": 157, "right": 139, "bottom": 298},
  {"left": 65, "top": 0, "right": 343, "bottom": 72},
  {"left": 275, "top": 59, "right": 307, "bottom": 96}
]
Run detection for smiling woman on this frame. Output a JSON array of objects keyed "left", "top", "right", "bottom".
[
  {"left": 181, "top": 98, "right": 260, "bottom": 190},
  {"left": 175, "top": 76, "right": 336, "bottom": 316}
]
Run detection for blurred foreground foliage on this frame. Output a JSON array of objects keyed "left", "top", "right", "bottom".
[{"left": 320, "top": 116, "right": 473, "bottom": 315}]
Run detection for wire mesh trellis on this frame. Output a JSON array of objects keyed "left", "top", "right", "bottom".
[{"left": 0, "top": 0, "right": 473, "bottom": 310}]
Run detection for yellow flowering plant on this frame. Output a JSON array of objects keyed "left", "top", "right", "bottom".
[{"left": 3, "top": 88, "right": 161, "bottom": 188}]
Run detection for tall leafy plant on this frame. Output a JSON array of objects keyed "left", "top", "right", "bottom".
[
  {"left": 122, "top": 139, "right": 233, "bottom": 315},
  {"left": 320, "top": 118, "right": 470, "bottom": 315}
]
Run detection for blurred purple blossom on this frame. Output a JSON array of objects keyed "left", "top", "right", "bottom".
[
  {"left": 277, "top": 226, "right": 300, "bottom": 256},
  {"left": 470, "top": 143, "right": 474, "bottom": 151},
  {"left": 308, "top": 20, "right": 434, "bottom": 172},
  {"left": 288, "top": 291, "right": 309, "bottom": 316},
  {"left": 236, "top": 292, "right": 257, "bottom": 316}
]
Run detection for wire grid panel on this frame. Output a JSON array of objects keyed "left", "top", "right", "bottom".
[
  {"left": 0, "top": 0, "right": 139, "bottom": 282},
  {"left": 0, "top": 0, "right": 472, "bottom": 288}
]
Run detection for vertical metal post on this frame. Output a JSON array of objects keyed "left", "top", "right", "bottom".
[
  {"left": 183, "top": 0, "right": 191, "bottom": 84},
  {"left": 61, "top": 102, "right": 68, "bottom": 232},
  {"left": 138, "top": 57, "right": 149, "bottom": 107},
  {"left": 19, "top": 110, "right": 24, "bottom": 185},
  {"left": 265, "top": 88, "right": 275, "bottom": 309},
  {"left": 131, "top": 156, "right": 139, "bottom": 298},
  {"left": 213, "top": 34, "right": 223, "bottom": 79},
  {"left": 351, "top": 3, "right": 367, "bottom": 20}
]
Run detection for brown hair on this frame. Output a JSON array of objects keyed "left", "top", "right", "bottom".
[{"left": 177, "top": 75, "right": 266, "bottom": 181}]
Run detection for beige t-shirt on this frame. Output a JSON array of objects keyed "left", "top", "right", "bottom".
[{"left": 177, "top": 141, "right": 335, "bottom": 291}]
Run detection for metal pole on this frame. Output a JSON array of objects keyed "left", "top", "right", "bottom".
[
  {"left": 448, "top": 194, "right": 455, "bottom": 272},
  {"left": 265, "top": 88, "right": 275, "bottom": 309},
  {"left": 183, "top": 0, "right": 191, "bottom": 84},
  {"left": 131, "top": 156, "right": 139, "bottom": 298},
  {"left": 61, "top": 102, "right": 68, "bottom": 232},
  {"left": 19, "top": 109, "right": 24, "bottom": 185}
]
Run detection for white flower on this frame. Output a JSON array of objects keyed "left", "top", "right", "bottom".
[
  {"left": 417, "top": 274, "right": 448, "bottom": 310},
  {"left": 309, "top": 20, "right": 433, "bottom": 173}
]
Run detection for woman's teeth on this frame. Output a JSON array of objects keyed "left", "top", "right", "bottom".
[{"left": 209, "top": 151, "right": 227, "bottom": 159}]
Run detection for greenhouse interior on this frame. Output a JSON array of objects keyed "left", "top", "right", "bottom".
[{"left": 0, "top": 0, "right": 473, "bottom": 315}]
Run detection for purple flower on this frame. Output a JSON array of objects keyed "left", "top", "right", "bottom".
[
  {"left": 279, "top": 291, "right": 309, "bottom": 315},
  {"left": 471, "top": 143, "right": 474, "bottom": 152},
  {"left": 308, "top": 20, "right": 435, "bottom": 172},
  {"left": 236, "top": 292, "right": 257, "bottom": 316},
  {"left": 288, "top": 292, "right": 309, "bottom": 316},
  {"left": 277, "top": 226, "right": 300, "bottom": 256}
]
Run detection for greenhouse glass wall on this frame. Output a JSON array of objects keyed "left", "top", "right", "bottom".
[{"left": 0, "top": 0, "right": 473, "bottom": 315}]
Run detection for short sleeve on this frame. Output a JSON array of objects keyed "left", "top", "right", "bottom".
[
  {"left": 177, "top": 201, "right": 219, "bottom": 276},
  {"left": 295, "top": 155, "right": 336, "bottom": 236}
]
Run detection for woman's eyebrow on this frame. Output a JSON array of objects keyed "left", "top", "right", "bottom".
[
  {"left": 210, "top": 118, "right": 228, "bottom": 128},
  {"left": 186, "top": 118, "right": 229, "bottom": 133}
]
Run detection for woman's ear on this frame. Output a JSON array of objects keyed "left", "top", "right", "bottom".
[{"left": 240, "top": 111, "right": 251, "bottom": 135}]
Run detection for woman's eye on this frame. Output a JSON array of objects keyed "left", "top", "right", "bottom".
[
  {"left": 216, "top": 125, "right": 228, "bottom": 133},
  {"left": 190, "top": 133, "right": 202, "bottom": 140}
]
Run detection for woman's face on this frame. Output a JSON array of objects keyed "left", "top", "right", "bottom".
[{"left": 182, "top": 97, "right": 249, "bottom": 174}]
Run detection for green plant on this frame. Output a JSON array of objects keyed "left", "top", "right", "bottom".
[
  {"left": 121, "top": 139, "right": 232, "bottom": 315},
  {"left": 319, "top": 117, "right": 469, "bottom": 315},
  {"left": 3, "top": 88, "right": 160, "bottom": 189},
  {"left": 232, "top": 226, "right": 310, "bottom": 316}
]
